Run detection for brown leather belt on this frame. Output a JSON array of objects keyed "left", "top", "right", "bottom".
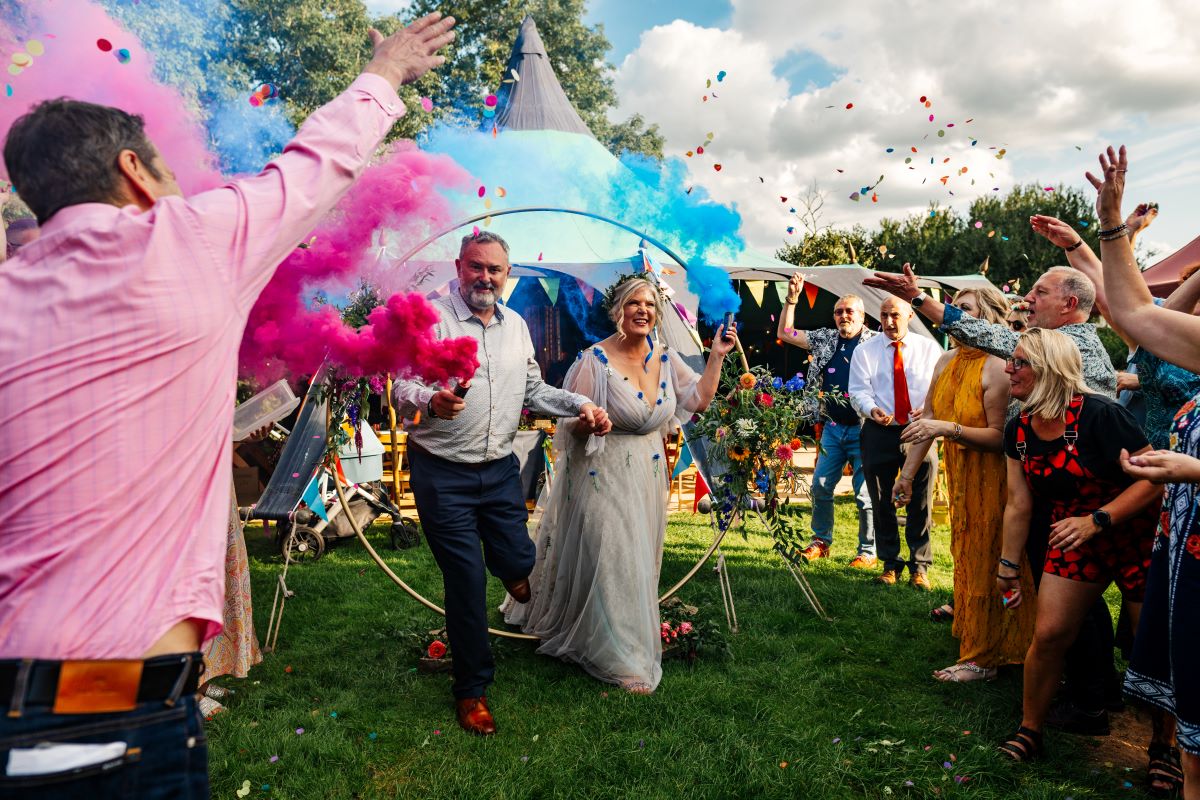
[{"left": 0, "top": 653, "right": 203, "bottom": 716}]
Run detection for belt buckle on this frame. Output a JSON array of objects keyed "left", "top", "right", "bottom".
[{"left": 53, "top": 660, "right": 143, "bottom": 714}]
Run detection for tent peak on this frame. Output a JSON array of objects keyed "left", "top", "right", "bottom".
[{"left": 516, "top": 15, "right": 548, "bottom": 57}]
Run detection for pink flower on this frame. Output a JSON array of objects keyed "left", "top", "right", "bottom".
[
  {"left": 714, "top": 426, "right": 728, "bottom": 441},
  {"left": 775, "top": 444, "right": 794, "bottom": 461},
  {"left": 679, "top": 621, "right": 693, "bottom": 634},
  {"left": 757, "top": 392, "right": 774, "bottom": 407}
]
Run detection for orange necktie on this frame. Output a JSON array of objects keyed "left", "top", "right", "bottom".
[{"left": 891, "top": 341, "right": 911, "bottom": 425}]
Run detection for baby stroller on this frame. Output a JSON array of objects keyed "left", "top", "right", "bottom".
[{"left": 253, "top": 371, "right": 420, "bottom": 562}]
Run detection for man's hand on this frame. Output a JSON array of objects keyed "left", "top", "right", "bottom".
[
  {"left": 870, "top": 407, "right": 893, "bottom": 426},
  {"left": 1121, "top": 447, "right": 1200, "bottom": 484},
  {"left": 786, "top": 272, "right": 803, "bottom": 304},
  {"left": 364, "top": 12, "right": 456, "bottom": 90},
  {"left": 430, "top": 383, "right": 467, "bottom": 420},
  {"left": 578, "top": 403, "right": 612, "bottom": 436},
  {"left": 862, "top": 262, "right": 921, "bottom": 302},
  {"left": 1048, "top": 515, "right": 1101, "bottom": 552},
  {"left": 1029, "top": 214, "right": 1080, "bottom": 249},
  {"left": 892, "top": 476, "right": 913, "bottom": 507},
  {"left": 1116, "top": 371, "right": 1141, "bottom": 393}
]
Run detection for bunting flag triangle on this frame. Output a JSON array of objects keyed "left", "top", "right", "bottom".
[
  {"left": 774, "top": 281, "right": 792, "bottom": 305},
  {"left": 299, "top": 472, "right": 329, "bottom": 521},
  {"left": 803, "top": 281, "right": 820, "bottom": 308},
  {"left": 501, "top": 276, "right": 521, "bottom": 303},
  {"left": 576, "top": 277, "right": 595, "bottom": 305},
  {"left": 671, "top": 442, "right": 694, "bottom": 479},
  {"left": 744, "top": 280, "right": 767, "bottom": 307},
  {"left": 538, "top": 277, "right": 560, "bottom": 306},
  {"left": 692, "top": 471, "right": 711, "bottom": 513}
]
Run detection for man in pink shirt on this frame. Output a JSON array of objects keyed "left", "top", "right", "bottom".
[{"left": 0, "top": 14, "right": 453, "bottom": 797}]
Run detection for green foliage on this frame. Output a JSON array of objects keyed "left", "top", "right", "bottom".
[
  {"left": 1096, "top": 324, "right": 1130, "bottom": 371},
  {"left": 595, "top": 112, "right": 665, "bottom": 159},
  {"left": 776, "top": 184, "right": 1104, "bottom": 290},
  {"left": 340, "top": 281, "right": 383, "bottom": 329}
]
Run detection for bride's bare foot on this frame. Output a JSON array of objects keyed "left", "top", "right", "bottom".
[{"left": 621, "top": 680, "right": 653, "bottom": 695}]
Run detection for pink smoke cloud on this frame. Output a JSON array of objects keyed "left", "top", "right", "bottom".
[
  {"left": 2, "top": 1, "right": 483, "bottom": 388},
  {"left": 239, "top": 142, "right": 481, "bottom": 384},
  {"left": 0, "top": 0, "right": 220, "bottom": 193}
]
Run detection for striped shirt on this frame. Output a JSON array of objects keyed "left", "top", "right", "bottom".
[
  {"left": 0, "top": 73, "right": 406, "bottom": 660},
  {"left": 392, "top": 290, "right": 590, "bottom": 463}
]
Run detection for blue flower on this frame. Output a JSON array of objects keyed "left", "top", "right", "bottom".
[
  {"left": 660, "top": 381, "right": 667, "bottom": 389},
  {"left": 656, "top": 398, "right": 663, "bottom": 405},
  {"left": 772, "top": 377, "right": 783, "bottom": 390},
  {"left": 637, "top": 391, "right": 644, "bottom": 399},
  {"left": 652, "top": 454, "right": 661, "bottom": 460},
  {"left": 592, "top": 347, "right": 608, "bottom": 364},
  {"left": 660, "top": 353, "right": 668, "bottom": 362}
]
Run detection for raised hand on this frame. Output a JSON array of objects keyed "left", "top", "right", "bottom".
[
  {"left": 1125, "top": 202, "right": 1159, "bottom": 238},
  {"left": 711, "top": 323, "right": 738, "bottom": 357},
  {"left": 1029, "top": 214, "right": 1080, "bottom": 249},
  {"left": 786, "top": 273, "right": 803, "bottom": 304},
  {"left": 1084, "top": 145, "right": 1128, "bottom": 228},
  {"left": 364, "top": 12, "right": 456, "bottom": 89}
]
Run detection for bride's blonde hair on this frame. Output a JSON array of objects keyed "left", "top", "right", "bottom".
[{"left": 606, "top": 277, "right": 665, "bottom": 342}]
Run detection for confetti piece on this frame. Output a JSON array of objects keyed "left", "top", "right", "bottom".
[
  {"left": 537, "top": 252, "right": 543, "bottom": 261},
  {"left": 510, "top": 68, "right": 520, "bottom": 82},
  {"left": 496, "top": 187, "right": 507, "bottom": 198},
  {"left": 269, "top": 755, "right": 279, "bottom": 763},
  {"left": 685, "top": 151, "right": 693, "bottom": 157},
  {"left": 943, "top": 761, "right": 952, "bottom": 769},
  {"left": 484, "top": 198, "right": 492, "bottom": 210},
  {"left": 97, "top": 38, "right": 112, "bottom": 52},
  {"left": 482, "top": 107, "right": 495, "bottom": 118},
  {"left": 832, "top": 738, "right": 841, "bottom": 744},
  {"left": 779, "top": 761, "right": 788, "bottom": 768},
  {"left": 928, "top": 114, "right": 934, "bottom": 122},
  {"left": 237, "top": 780, "right": 252, "bottom": 798},
  {"left": 845, "top": 102, "right": 854, "bottom": 109},
  {"left": 919, "top": 95, "right": 927, "bottom": 103},
  {"left": 1043, "top": 186, "right": 1055, "bottom": 192},
  {"left": 4, "top": 84, "right": 11, "bottom": 97},
  {"left": 786, "top": 226, "right": 794, "bottom": 234},
  {"left": 484, "top": 94, "right": 498, "bottom": 107},
  {"left": 477, "top": 186, "right": 486, "bottom": 198},
  {"left": 369, "top": 732, "right": 378, "bottom": 740},
  {"left": 849, "top": 192, "right": 860, "bottom": 202},
  {"left": 520, "top": 755, "right": 529, "bottom": 762},
  {"left": 638, "top": 739, "right": 645, "bottom": 748},
  {"left": 25, "top": 40, "right": 44, "bottom": 57},
  {"left": 904, "top": 157, "right": 912, "bottom": 164},
  {"left": 937, "top": 129, "right": 945, "bottom": 137},
  {"left": 706, "top": 79, "right": 711, "bottom": 88},
  {"left": 713, "top": 164, "right": 722, "bottom": 171},
  {"left": 7, "top": 65, "right": 21, "bottom": 76},
  {"left": 284, "top": 665, "right": 293, "bottom": 672},
  {"left": 974, "top": 221, "right": 983, "bottom": 228},
  {"left": 420, "top": 97, "right": 433, "bottom": 112},
  {"left": 11, "top": 53, "right": 31, "bottom": 67},
  {"left": 717, "top": 70, "right": 727, "bottom": 81},
  {"left": 696, "top": 145, "right": 704, "bottom": 154},
  {"left": 434, "top": 729, "right": 441, "bottom": 735},
  {"left": 330, "top": 712, "right": 337, "bottom": 718},
  {"left": 886, "top": 147, "right": 894, "bottom": 153},
  {"left": 295, "top": 728, "right": 304, "bottom": 735},
  {"left": 115, "top": 48, "right": 131, "bottom": 64},
  {"left": 532, "top": 734, "right": 539, "bottom": 742}
]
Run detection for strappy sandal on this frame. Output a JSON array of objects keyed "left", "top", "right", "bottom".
[
  {"left": 198, "top": 695, "right": 225, "bottom": 721},
  {"left": 929, "top": 604, "right": 954, "bottom": 622},
  {"left": 1147, "top": 743, "right": 1183, "bottom": 797},
  {"left": 933, "top": 661, "right": 997, "bottom": 683},
  {"left": 620, "top": 680, "right": 654, "bottom": 695},
  {"left": 998, "top": 726, "right": 1043, "bottom": 762}
]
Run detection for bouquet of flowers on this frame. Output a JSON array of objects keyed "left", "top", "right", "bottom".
[
  {"left": 659, "top": 598, "right": 730, "bottom": 663},
  {"left": 691, "top": 359, "right": 831, "bottom": 554}
]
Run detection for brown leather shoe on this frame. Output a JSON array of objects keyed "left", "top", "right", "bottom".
[
  {"left": 455, "top": 696, "right": 497, "bottom": 736},
  {"left": 848, "top": 554, "right": 877, "bottom": 569},
  {"left": 799, "top": 540, "right": 830, "bottom": 562},
  {"left": 876, "top": 569, "right": 899, "bottom": 585},
  {"left": 504, "top": 577, "right": 531, "bottom": 604},
  {"left": 910, "top": 572, "right": 932, "bottom": 591}
]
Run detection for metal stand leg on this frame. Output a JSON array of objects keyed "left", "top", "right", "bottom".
[
  {"left": 263, "top": 548, "right": 295, "bottom": 653},
  {"left": 714, "top": 550, "right": 739, "bottom": 633},
  {"left": 773, "top": 541, "right": 832, "bottom": 622}
]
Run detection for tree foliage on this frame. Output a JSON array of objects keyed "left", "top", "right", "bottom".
[{"left": 776, "top": 183, "right": 1112, "bottom": 288}]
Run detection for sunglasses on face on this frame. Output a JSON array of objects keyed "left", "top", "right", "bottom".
[
  {"left": 1005, "top": 356, "right": 1031, "bottom": 370},
  {"left": 1007, "top": 319, "right": 1026, "bottom": 331}
]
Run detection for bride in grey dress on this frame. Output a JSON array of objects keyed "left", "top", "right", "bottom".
[{"left": 505, "top": 276, "right": 735, "bottom": 693}]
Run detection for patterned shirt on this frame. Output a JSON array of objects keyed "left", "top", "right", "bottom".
[
  {"left": 1127, "top": 348, "right": 1200, "bottom": 450},
  {"left": 393, "top": 290, "right": 590, "bottom": 463},
  {"left": 803, "top": 327, "right": 877, "bottom": 422},
  {"left": 941, "top": 303, "right": 1116, "bottom": 397}
]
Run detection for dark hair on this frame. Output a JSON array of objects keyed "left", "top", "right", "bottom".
[
  {"left": 3, "top": 98, "right": 162, "bottom": 224},
  {"left": 459, "top": 230, "right": 509, "bottom": 259}
]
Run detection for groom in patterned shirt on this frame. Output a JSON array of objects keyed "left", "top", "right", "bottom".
[{"left": 777, "top": 272, "right": 878, "bottom": 567}]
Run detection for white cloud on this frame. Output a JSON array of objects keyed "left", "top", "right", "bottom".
[{"left": 613, "top": 0, "right": 1200, "bottom": 258}]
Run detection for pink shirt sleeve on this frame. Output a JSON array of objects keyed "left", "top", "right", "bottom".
[{"left": 184, "top": 73, "right": 406, "bottom": 313}]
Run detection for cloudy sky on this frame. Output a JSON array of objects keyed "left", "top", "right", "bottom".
[{"left": 370, "top": 0, "right": 1200, "bottom": 260}]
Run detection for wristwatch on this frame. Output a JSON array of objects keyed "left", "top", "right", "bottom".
[
  {"left": 427, "top": 398, "right": 440, "bottom": 420},
  {"left": 910, "top": 293, "right": 925, "bottom": 308},
  {"left": 1091, "top": 509, "right": 1112, "bottom": 529}
]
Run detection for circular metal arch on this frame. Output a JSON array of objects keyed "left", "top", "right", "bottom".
[{"left": 372, "top": 206, "right": 725, "bottom": 639}]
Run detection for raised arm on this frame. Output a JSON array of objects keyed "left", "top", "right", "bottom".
[
  {"left": 862, "top": 263, "right": 947, "bottom": 328},
  {"left": 777, "top": 272, "right": 811, "bottom": 348},
  {"left": 1089, "top": 145, "right": 1200, "bottom": 373},
  {"left": 1164, "top": 260, "right": 1200, "bottom": 314}
]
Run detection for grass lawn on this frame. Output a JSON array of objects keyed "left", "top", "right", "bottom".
[{"left": 209, "top": 497, "right": 1139, "bottom": 799}]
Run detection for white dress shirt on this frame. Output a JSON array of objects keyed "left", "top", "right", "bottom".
[{"left": 848, "top": 332, "right": 943, "bottom": 421}]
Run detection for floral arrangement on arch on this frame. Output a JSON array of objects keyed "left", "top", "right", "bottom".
[{"left": 691, "top": 359, "right": 835, "bottom": 554}]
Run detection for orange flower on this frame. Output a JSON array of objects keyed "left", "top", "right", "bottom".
[
  {"left": 738, "top": 372, "right": 756, "bottom": 389},
  {"left": 789, "top": 438, "right": 803, "bottom": 450},
  {"left": 729, "top": 444, "right": 750, "bottom": 461}
]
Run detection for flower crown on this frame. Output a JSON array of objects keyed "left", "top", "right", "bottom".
[{"left": 600, "top": 272, "right": 670, "bottom": 317}]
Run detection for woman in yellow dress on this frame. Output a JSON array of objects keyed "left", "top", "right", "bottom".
[{"left": 893, "top": 286, "right": 1036, "bottom": 681}]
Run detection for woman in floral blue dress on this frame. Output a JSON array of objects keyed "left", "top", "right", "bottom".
[{"left": 1093, "top": 143, "right": 1200, "bottom": 796}]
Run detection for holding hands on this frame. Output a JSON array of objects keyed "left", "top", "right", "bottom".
[{"left": 577, "top": 403, "right": 612, "bottom": 437}]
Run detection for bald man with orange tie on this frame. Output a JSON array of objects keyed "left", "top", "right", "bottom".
[{"left": 848, "top": 296, "right": 943, "bottom": 589}]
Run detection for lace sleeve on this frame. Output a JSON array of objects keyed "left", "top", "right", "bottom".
[{"left": 556, "top": 348, "right": 609, "bottom": 456}]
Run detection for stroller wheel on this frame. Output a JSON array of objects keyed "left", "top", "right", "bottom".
[
  {"left": 390, "top": 518, "right": 422, "bottom": 550},
  {"left": 283, "top": 524, "right": 325, "bottom": 562}
]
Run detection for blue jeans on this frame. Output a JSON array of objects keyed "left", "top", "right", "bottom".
[
  {"left": 810, "top": 421, "right": 874, "bottom": 555},
  {"left": 0, "top": 693, "right": 208, "bottom": 799}
]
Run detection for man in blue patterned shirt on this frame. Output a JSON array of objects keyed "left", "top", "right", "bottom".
[{"left": 778, "top": 272, "right": 878, "bottom": 567}]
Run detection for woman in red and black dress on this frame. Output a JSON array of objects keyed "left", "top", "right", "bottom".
[{"left": 995, "top": 328, "right": 1162, "bottom": 762}]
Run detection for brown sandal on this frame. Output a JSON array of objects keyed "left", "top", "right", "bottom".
[{"left": 999, "top": 726, "right": 1043, "bottom": 762}]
